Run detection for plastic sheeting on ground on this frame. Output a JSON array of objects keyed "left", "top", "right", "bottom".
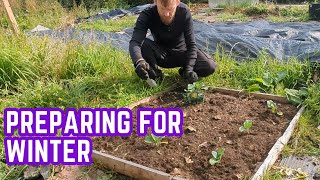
[
  {"left": 30, "top": 5, "right": 320, "bottom": 63},
  {"left": 75, "top": 4, "right": 153, "bottom": 23},
  {"left": 193, "top": 20, "right": 320, "bottom": 62}
]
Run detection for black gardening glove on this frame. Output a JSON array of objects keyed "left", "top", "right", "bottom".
[
  {"left": 135, "top": 59, "right": 157, "bottom": 80},
  {"left": 183, "top": 70, "right": 198, "bottom": 83}
]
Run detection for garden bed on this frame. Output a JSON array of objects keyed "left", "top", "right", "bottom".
[{"left": 92, "top": 87, "right": 303, "bottom": 180}]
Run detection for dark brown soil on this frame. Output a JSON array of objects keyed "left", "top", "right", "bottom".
[{"left": 92, "top": 88, "right": 298, "bottom": 180}]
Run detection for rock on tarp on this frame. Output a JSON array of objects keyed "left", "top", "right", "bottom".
[{"left": 30, "top": 4, "right": 320, "bottom": 63}]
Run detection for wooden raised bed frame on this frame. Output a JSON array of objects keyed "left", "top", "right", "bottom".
[{"left": 92, "top": 87, "right": 305, "bottom": 180}]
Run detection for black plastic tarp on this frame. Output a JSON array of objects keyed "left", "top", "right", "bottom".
[
  {"left": 193, "top": 20, "right": 320, "bottom": 62},
  {"left": 30, "top": 4, "right": 320, "bottom": 63},
  {"left": 75, "top": 4, "right": 153, "bottom": 23}
]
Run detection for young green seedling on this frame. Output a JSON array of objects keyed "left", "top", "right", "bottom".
[
  {"left": 239, "top": 120, "right": 253, "bottom": 133},
  {"left": 183, "top": 82, "right": 208, "bottom": 105},
  {"left": 209, "top": 148, "right": 225, "bottom": 166},
  {"left": 144, "top": 134, "right": 168, "bottom": 146},
  {"left": 267, "top": 100, "right": 283, "bottom": 116}
]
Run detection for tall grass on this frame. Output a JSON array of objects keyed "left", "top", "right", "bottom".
[
  {"left": 0, "top": 48, "right": 40, "bottom": 89},
  {"left": 282, "top": 109, "right": 320, "bottom": 156},
  {"left": 0, "top": 0, "right": 88, "bottom": 30}
]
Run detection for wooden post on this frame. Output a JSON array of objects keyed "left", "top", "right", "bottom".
[{"left": 2, "top": 0, "right": 20, "bottom": 34}]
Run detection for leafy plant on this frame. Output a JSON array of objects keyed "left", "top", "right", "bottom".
[
  {"left": 285, "top": 87, "right": 309, "bottom": 106},
  {"left": 239, "top": 120, "right": 253, "bottom": 133},
  {"left": 144, "top": 134, "right": 168, "bottom": 146},
  {"left": 246, "top": 70, "right": 287, "bottom": 93},
  {"left": 209, "top": 148, "right": 225, "bottom": 166},
  {"left": 267, "top": 100, "right": 283, "bottom": 116},
  {"left": 302, "top": 83, "right": 320, "bottom": 125},
  {"left": 183, "top": 82, "right": 208, "bottom": 105}
]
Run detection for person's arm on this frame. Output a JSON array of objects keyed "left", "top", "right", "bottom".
[
  {"left": 184, "top": 8, "right": 197, "bottom": 72},
  {"left": 129, "top": 10, "right": 150, "bottom": 66}
]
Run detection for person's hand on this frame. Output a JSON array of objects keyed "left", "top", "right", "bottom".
[
  {"left": 183, "top": 70, "right": 198, "bottom": 83},
  {"left": 135, "top": 59, "right": 158, "bottom": 80},
  {"left": 135, "top": 59, "right": 150, "bottom": 80}
]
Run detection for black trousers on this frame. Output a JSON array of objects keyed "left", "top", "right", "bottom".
[{"left": 141, "top": 39, "right": 218, "bottom": 77}]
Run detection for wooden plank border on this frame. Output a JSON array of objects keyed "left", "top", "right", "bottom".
[
  {"left": 92, "top": 150, "right": 186, "bottom": 180},
  {"left": 251, "top": 105, "right": 305, "bottom": 180},
  {"left": 92, "top": 87, "right": 304, "bottom": 180},
  {"left": 210, "top": 87, "right": 289, "bottom": 104}
]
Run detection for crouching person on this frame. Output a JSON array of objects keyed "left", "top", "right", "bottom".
[{"left": 129, "top": 0, "right": 217, "bottom": 84}]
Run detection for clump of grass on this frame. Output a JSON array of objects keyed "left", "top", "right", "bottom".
[
  {"left": 244, "top": 4, "right": 269, "bottom": 16},
  {"left": 282, "top": 110, "right": 320, "bottom": 156},
  {"left": 76, "top": 15, "right": 137, "bottom": 32},
  {"left": 12, "top": 80, "right": 74, "bottom": 109},
  {"left": 58, "top": 42, "right": 135, "bottom": 79},
  {"left": 216, "top": 13, "right": 249, "bottom": 22},
  {"left": 0, "top": 48, "right": 40, "bottom": 89}
]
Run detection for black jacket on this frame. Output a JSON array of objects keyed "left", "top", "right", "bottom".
[{"left": 129, "top": 3, "right": 197, "bottom": 71}]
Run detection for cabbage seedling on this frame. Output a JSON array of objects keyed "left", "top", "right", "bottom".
[
  {"left": 183, "top": 82, "right": 208, "bottom": 105},
  {"left": 209, "top": 148, "right": 225, "bottom": 166},
  {"left": 267, "top": 100, "right": 283, "bottom": 116},
  {"left": 239, "top": 120, "right": 253, "bottom": 133},
  {"left": 145, "top": 134, "right": 168, "bottom": 146}
]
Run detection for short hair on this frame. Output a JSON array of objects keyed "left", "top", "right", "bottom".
[{"left": 158, "top": 0, "right": 176, "bottom": 7}]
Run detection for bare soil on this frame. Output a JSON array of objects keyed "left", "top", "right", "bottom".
[{"left": 92, "top": 88, "right": 298, "bottom": 180}]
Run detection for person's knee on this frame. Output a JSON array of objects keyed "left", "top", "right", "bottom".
[
  {"left": 208, "top": 59, "right": 218, "bottom": 74},
  {"left": 197, "top": 59, "right": 218, "bottom": 77},
  {"left": 199, "top": 59, "right": 218, "bottom": 77},
  {"left": 195, "top": 49, "right": 218, "bottom": 77}
]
